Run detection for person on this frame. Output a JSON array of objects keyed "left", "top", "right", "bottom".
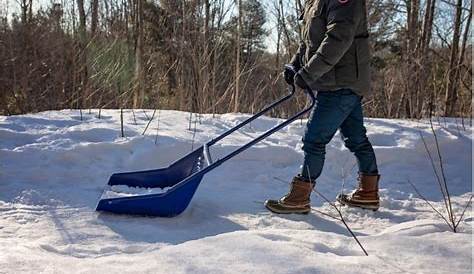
[{"left": 265, "top": 0, "right": 380, "bottom": 214}]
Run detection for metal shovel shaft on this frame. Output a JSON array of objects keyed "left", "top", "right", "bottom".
[{"left": 172, "top": 84, "right": 316, "bottom": 190}]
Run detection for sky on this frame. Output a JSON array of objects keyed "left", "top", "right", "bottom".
[
  {"left": 3, "top": 0, "right": 467, "bottom": 52},
  {"left": 2, "top": 0, "right": 295, "bottom": 53}
]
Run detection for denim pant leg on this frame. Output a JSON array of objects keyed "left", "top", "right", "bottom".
[
  {"left": 339, "top": 99, "right": 379, "bottom": 175},
  {"left": 301, "top": 91, "right": 359, "bottom": 180}
]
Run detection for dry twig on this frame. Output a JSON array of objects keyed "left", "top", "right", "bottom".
[
  {"left": 273, "top": 172, "right": 369, "bottom": 256},
  {"left": 142, "top": 109, "right": 157, "bottom": 135}
]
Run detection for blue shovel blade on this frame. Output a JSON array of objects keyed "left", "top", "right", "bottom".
[{"left": 96, "top": 147, "right": 205, "bottom": 217}]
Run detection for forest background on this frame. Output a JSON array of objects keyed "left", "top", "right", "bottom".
[{"left": 0, "top": 0, "right": 471, "bottom": 120}]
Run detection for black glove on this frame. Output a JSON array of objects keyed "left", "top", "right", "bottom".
[
  {"left": 283, "top": 64, "right": 297, "bottom": 85},
  {"left": 294, "top": 72, "right": 310, "bottom": 90}
]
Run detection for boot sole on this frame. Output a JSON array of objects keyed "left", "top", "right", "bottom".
[
  {"left": 264, "top": 203, "right": 311, "bottom": 215},
  {"left": 337, "top": 197, "right": 379, "bottom": 211}
]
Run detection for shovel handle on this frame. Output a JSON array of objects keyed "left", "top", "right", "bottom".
[{"left": 203, "top": 84, "right": 315, "bottom": 166}]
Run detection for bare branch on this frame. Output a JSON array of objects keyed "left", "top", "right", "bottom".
[
  {"left": 407, "top": 179, "right": 453, "bottom": 230},
  {"left": 311, "top": 208, "right": 340, "bottom": 221},
  {"left": 306, "top": 166, "right": 369, "bottom": 256},
  {"left": 142, "top": 109, "right": 157, "bottom": 135},
  {"left": 312, "top": 188, "right": 369, "bottom": 256},
  {"left": 419, "top": 130, "right": 451, "bottom": 219},
  {"left": 454, "top": 195, "right": 473, "bottom": 229},
  {"left": 428, "top": 117, "right": 456, "bottom": 231}
]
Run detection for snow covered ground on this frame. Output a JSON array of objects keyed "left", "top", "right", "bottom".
[{"left": 0, "top": 109, "right": 472, "bottom": 273}]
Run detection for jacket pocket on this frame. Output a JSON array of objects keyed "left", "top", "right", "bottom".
[
  {"left": 354, "top": 37, "right": 371, "bottom": 82},
  {"left": 318, "top": 68, "right": 337, "bottom": 86},
  {"left": 334, "top": 43, "right": 357, "bottom": 85}
]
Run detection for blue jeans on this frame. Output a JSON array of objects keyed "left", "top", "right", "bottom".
[{"left": 301, "top": 89, "right": 378, "bottom": 180}]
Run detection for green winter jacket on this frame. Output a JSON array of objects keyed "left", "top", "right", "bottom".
[{"left": 291, "top": 0, "right": 371, "bottom": 96}]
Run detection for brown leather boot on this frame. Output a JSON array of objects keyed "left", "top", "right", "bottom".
[
  {"left": 337, "top": 174, "right": 380, "bottom": 211},
  {"left": 265, "top": 175, "right": 315, "bottom": 214}
]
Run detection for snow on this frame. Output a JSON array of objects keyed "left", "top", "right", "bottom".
[
  {"left": 102, "top": 185, "right": 172, "bottom": 199},
  {"left": 0, "top": 109, "right": 472, "bottom": 273}
]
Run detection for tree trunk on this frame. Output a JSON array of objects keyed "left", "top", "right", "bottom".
[
  {"left": 76, "top": 0, "right": 88, "bottom": 110},
  {"left": 406, "top": 0, "right": 419, "bottom": 118},
  {"left": 452, "top": 3, "right": 471, "bottom": 118},
  {"left": 416, "top": 0, "right": 436, "bottom": 117},
  {"left": 133, "top": 0, "right": 145, "bottom": 108},
  {"left": 202, "top": 0, "right": 211, "bottom": 112},
  {"left": 444, "top": 0, "right": 463, "bottom": 116},
  {"left": 233, "top": 0, "right": 242, "bottom": 113},
  {"left": 91, "top": 0, "right": 99, "bottom": 35}
]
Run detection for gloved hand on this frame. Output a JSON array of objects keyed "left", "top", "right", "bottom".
[
  {"left": 294, "top": 72, "right": 310, "bottom": 90},
  {"left": 283, "top": 64, "right": 297, "bottom": 85}
]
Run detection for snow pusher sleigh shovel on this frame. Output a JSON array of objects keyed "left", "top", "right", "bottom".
[{"left": 96, "top": 84, "right": 316, "bottom": 217}]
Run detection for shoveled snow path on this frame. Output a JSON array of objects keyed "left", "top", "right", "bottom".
[{"left": 0, "top": 110, "right": 472, "bottom": 273}]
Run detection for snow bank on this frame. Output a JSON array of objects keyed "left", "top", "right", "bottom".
[{"left": 0, "top": 109, "right": 472, "bottom": 273}]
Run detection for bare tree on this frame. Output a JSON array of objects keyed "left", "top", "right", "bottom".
[
  {"left": 444, "top": 0, "right": 464, "bottom": 116},
  {"left": 133, "top": 0, "right": 145, "bottom": 108},
  {"left": 233, "top": 0, "right": 242, "bottom": 113},
  {"left": 91, "top": 0, "right": 99, "bottom": 35}
]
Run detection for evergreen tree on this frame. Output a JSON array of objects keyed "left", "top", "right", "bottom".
[
  {"left": 241, "top": 0, "right": 267, "bottom": 60},
  {"left": 226, "top": 0, "right": 267, "bottom": 64}
]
